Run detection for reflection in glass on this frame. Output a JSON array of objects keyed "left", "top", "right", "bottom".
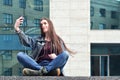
[
  {"left": 90, "top": 0, "right": 120, "bottom": 29},
  {"left": 3, "top": 68, "right": 12, "bottom": 76},
  {"left": 0, "top": 0, "right": 49, "bottom": 76},
  {"left": 99, "top": 8, "right": 106, "bottom": 17},
  {"left": 91, "top": 56, "right": 108, "bottom": 76},
  {"left": 110, "top": 55, "right": 120, "bottom": 76},
  {"left": 101, "top": 56, "right": 108, "bottom": 76},
  {"left": 91, "top": 56, "right": 100, "bottom": 76},
  {"left": 99, "top": 23, "right": 106, "bottom": 29}
]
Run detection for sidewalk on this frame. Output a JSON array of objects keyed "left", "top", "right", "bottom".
[
  {"left": 0, "top": 76, "right": 88, "bottom": 80},
  {"left": 1, "top": 76, "right": 120, "bottom": 80}
]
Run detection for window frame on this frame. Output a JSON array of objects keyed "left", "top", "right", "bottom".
[
  {"left": 3, "top": 13, "right": 13, "bottom": 24},
  {"left": 19, "top": 0, "right": 26, "bottom": 9},
  {"left": 90, "top": 6, "right": 94, "bottom": 17},
  {"left": 111, "top": 11, "right": 117, "bottom": 19},
  {"left": 2, "top": 50, "right": 12, "bottom": 60},
  {"left": 34, "top": 18, "right": 40, "bottom": 27},
  {"left": 3, "top": 68, "right": 12, "bottom": 76},
  {"left": 34, "top": 0, "right": 43, "bottom": 11},
  {"left": 3, "top": 0, "right": 12, "bottom": 6},
  {"left": 99, "top": 8, "right": 106, "bottom": 17}
]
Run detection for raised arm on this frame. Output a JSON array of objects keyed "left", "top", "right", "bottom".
[
  {"left": 14, "top": 16, "right": 36, "bottom": 48},
  {"left": 14, "top": 16, "right": 23, "bottom": 32}
]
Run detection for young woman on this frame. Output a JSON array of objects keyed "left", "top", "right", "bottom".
[{"left": 14, "top": 16, "right": 73, "bottom": 76}]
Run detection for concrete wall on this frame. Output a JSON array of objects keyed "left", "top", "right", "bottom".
[
  {"left": 50, "top": 0, "right": 90, "bottom": 76},
  {"left": 90, "top": 30, "right": 120, "bottom": 43}
]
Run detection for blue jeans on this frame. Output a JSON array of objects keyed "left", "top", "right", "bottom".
[{"left": 17, "top": 51, "right": 69, "bottom": 72}]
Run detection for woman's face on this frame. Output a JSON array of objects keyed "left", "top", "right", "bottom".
[{"left": 40, "top": 19, "right": 49, "bottom": 33}]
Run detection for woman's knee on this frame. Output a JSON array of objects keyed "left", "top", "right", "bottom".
[
  {"left": 61, "top": 51, "right": 69, "bottom": 60},
  {"left": 17, "top": 52, "right": 25, "bottom": 60}
]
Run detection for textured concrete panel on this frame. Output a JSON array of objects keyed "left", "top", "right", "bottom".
[{"left": 50, "top": 0, "right": 90, "bottom": 76}]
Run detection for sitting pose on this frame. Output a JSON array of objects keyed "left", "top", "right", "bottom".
[{"left": 14, "top": 16, "right": 73, "bottom": 76}]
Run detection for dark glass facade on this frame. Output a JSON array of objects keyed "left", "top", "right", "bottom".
[
  {"left": 90, "top": 0, "right": 120, "bottom": 30},
  {"left": 91, "top": 43, "right": 120, "bottom": 76},
  {"left": 0, "top": 0, "right": 49, "bottom": 76}
]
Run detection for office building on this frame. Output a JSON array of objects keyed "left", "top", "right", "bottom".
[{"left": 0, "top": 0, "right": 49, "bottom": 76}]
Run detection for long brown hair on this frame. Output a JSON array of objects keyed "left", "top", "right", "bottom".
[{"left": 40, "top": 18, "right": 74, "bottom": 54}]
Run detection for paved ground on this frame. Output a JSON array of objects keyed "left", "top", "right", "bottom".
[
  {"left": 1, "top": 76, "right": 120, "bottom": 80},
  {"left": 90, "top": 76, "right": 120, "bottom": 80},
  {"left": 0, "top": 76, "right": 88, "bottom": 80}
]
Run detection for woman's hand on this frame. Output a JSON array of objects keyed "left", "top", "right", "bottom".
[
  {"left": 48, "top": 53, "right": 57, "bottom": 59},
  {"left": 14, "top": 16, "right": 24, "bottom": 32}
]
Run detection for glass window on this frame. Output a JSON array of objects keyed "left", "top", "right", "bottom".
[
  {"left": 99, "top": 8, "right": 106, "bottom": 17},
  {"left": 3, "top": 0, "right": 12, "bottom": 6},
  {"left": 91, "top": 56, "right": 108, "bottom": 76},
  {"left": 91, "top": 56, "right": 100, "bottom": 76},
  {"left": 34, "top": 19, "right": 40, "bottom": 27},
  {"left": 99, "top": 23, "right": 106, "bottom": 30},
  {"left": 110, "top": 55, "right": 120, "bottom": 76},
  {"left": 90, "top": 0, "right": 120, "bottom": 30},
  {"left": 0, "top": 0, "right": 49, "bottom": 76},
  {"left": 111, "top": 11, "right": 117, "bottom": 19},
  {"left": 3, "top": 13, "right": 13, "bottom": 24},
  {"left": 3, "top": 35, "right": 12, "bottom": 41},
  {"left": 111, "top": 25, "right": 118, "bottom": 29},
  {"left": 91, "top": 43, "right": 120, "bottom": 76},
  {"left": 3, "top": 68, "right": 12, "bottom": 76},
  {"left": 34, "top": 0, "right": 43, "bottom": 11},
  {"left": 91, "top": 43, "right": 120, "bottom": 55},
  {"left": 18, "top": 68, "right": 23, "bottom": 76},
  {"left": 19, "top": 0, "right": 26, "bottom": 9},
  {"left": 101, "top": 56, "right": 108, "bottom": 76},
  {"left": 2, "top": 51, "right": 12, "bottom": 60},
  {"left": 2, "top": 27, "right": 12, "bottom": 31},
  {"left": 90, "top": 6, "right": 94, "bottom": 17}
]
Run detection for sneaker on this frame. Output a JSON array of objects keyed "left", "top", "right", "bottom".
[
  {"left": 22, "top": 67, "right": 60, "bottom": 76},
  {"left": 46, "top": 68, "right": 61, "bottom": 76},
  {"left": 22, "top": 68, "right": 43, "bottom": 76}
]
